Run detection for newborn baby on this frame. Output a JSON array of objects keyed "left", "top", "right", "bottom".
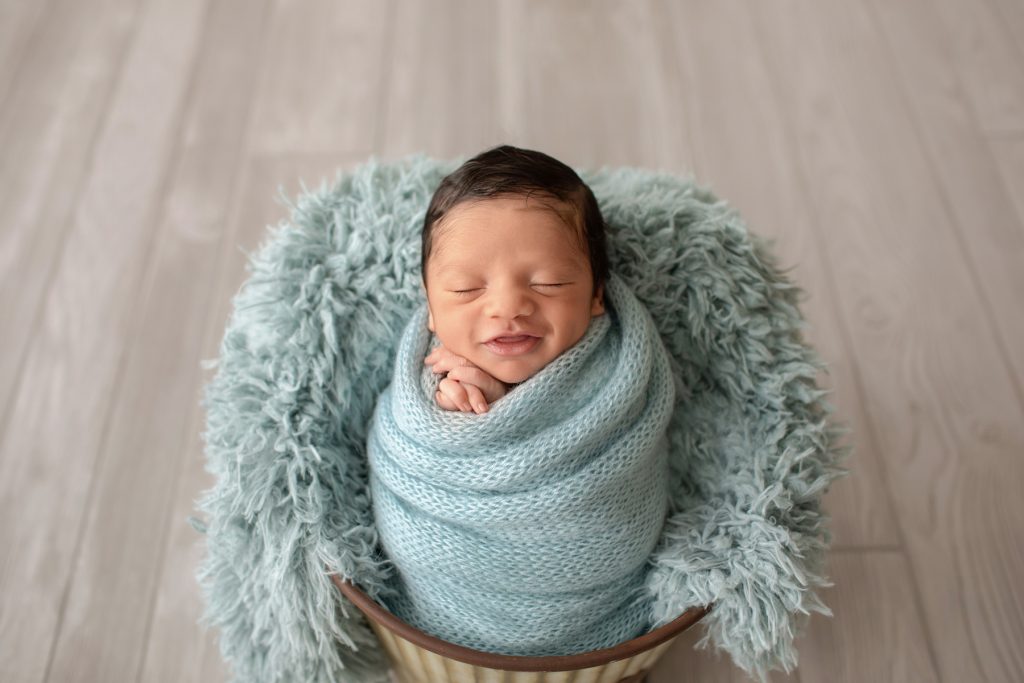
[
  {"left": 420, "top": 147, "right": 608, "bottom": 413},
  {"left": 367, "top": 144, "right": 675, "bottom": 656}
]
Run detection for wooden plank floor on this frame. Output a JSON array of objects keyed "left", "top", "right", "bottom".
[{"left": 1, "top": 0, "right": 1022, "bottom": 681}]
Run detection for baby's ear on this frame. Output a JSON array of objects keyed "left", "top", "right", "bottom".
[{"left": 591, "top": 285, "right": 606, "bottom": 316}]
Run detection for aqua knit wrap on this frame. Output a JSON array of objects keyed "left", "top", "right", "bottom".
[{"left": 367, "top": 272, "right": 675, "bottom": 655}]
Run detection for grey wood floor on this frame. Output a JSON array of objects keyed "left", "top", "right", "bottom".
[{"left": 2, "top": 0, "right": 1023, "bottom": 681}]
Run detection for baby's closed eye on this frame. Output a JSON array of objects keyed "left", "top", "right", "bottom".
[{"left": 451, "top": 283, "right": 567, "bottom": 296}]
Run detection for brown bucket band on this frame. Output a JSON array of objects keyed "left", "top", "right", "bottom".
[{"left": 332, "top": 574, "right": 711, "bottom": 673}]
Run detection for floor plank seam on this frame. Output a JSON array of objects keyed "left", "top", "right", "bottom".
[
  {"left": 133, "top": 0, "right": 283, "bottom": 679},
  {"left": 372, "top": 0, "right": 398, "bottom": 155},
  {"left": 863, "top": 0, "right": 1024, "bottom": 412},
  {"left": 39, "top": 0, "right": 212, "bottom": 679},
  {"left": 0, "top": 0, "right": 146, "bottom": 444},
  {"left": 0, "top": 0, "right": 57, "bottom": 120},
  {"left": 747, "top": 2, "right": 945, "bottom": 678}
]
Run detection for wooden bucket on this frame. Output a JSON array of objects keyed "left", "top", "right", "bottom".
[{"left": 333, "top": 575, "right": 710, "bottom": 683}]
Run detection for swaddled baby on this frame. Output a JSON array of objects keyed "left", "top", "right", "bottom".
[{"left": 367, "top": 145, "right": 676, "bottom": 656}]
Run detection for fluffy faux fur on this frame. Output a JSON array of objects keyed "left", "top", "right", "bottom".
[{"left": 191, "top": 154, "right": 849, "bottom": 683}]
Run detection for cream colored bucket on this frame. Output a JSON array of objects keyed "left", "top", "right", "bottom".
[{"left": 334, "top": 576, "right": 710, "bottom": 683}]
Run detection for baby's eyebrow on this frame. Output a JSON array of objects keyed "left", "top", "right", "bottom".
[
  {"left": 434, "top": 263, "right": 468, "bottom": 276},
  {"left": 435, "top": 258, "right": 582, "bottom": 276}
]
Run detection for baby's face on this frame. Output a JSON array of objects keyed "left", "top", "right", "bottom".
[{"left": 423, "top": 195, "right": 605, "bottom": 385}]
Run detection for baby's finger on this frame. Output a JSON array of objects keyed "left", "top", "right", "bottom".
[
  {"left": 430, "top": 358, "right": 458, "bottom": 376},
  {"left": 424, "top": 344, "right": 450, "bottom": 368},
  {"left": 445, "top": 366, "right": 507, "bottom": 403},
  {"left": 438, "top": 377, "right": 472, "bottom": 413},
  {"left": 461, "top": 382, "right": 489, "bottom": 414},
  {"left": 435, "top": 384, "right": 465, "bottom": 411},
  {"left": 435, "top": 390, "right": 458, "bottom": 411},
  {"left": 427, "top": 347, "right": 449, "bottom": 365},
  {"left": 431, "top": 348, "right": 474, "bottom": 374},
  {"left": 426, "top": 350, "right": 449, "bottom": 374}
]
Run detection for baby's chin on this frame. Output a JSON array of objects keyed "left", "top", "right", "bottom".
[{"left": 476, "top": 359, "right": 538, "bottom": 387}]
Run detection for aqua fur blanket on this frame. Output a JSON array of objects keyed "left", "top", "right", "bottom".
[
  {"left": 192, "top": 155, "right": 849, "bottom": 683},
  {"left": 368, "top": 272, "right": 675, "bottom": 655}
]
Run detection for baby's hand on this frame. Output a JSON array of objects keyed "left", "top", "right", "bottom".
[{"left": 425, "top": 344, "right": 508, "bottom": 414}]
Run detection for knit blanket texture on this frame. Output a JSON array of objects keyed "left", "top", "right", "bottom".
[
  {"left": 191, "top": 154, "right": 849, "bottom": 683},
  {"left": 367, "top": 272, "right": 675, "bottom": 655}
]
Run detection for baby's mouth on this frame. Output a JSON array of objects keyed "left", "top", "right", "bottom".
[{"left": 484, "top": 335, "right": 541, "bottom": 356}]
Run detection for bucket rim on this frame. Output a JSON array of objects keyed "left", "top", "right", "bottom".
[{"left": 331, "top": 573, "right": 712, "bottom": 672}]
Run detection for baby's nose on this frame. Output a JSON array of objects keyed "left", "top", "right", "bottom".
[{"left": 485, "top": 288, "right": 534, "bottom": 318}]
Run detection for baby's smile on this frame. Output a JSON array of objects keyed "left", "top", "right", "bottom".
[{"left": 483, "top": 334, "right": 541, "bottom": 357}]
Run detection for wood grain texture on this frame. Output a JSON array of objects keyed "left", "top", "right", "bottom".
[
  {"left": 988, "top": 0, "right": 1024, "bottom": 62},
  {"left": 751, "top": 0, "right": 1024, "bottom": 680},
  {"left": 0, "top": 0, "right": 50, "bottom": 111},
  {"left": 492, "top": 0, "right": 693, "bottom": 172},
  {"left": 142, "top": 154, "right": 356, "bottom": 683},
  {"left": 651, "top": 620, "right": 799, "bottom": 682},
  {"left": 796, "top": 551, "right": 938, "bottom": 681},
  {"left": 867, "top": 0, "right": 1024, "bottom": 413},
  {"left": 0, "top": 0, "right": 210, "bottom": 680},
  {"left": 29, "top": 0, "right": 272, "bottom": 682},
  {"left": 134, "top": 9, "right": 277, "bottom": 683},
  {"left": 139, "top": 1, "right": 397, "bottom": 679},
  {"left": 380, "top": 0, "right": 502, "bottom": 159},
  {"left": 0, "top": 0, "right": 142, "bottom": 424},
  {"left": 928, "top": 0, "right": 1024, "bottom": 133},
  {"left": 139, "top": 0, "right": 397, "bottom": 678},
  {"left": 246, "top": 0, "right": 392, "bottom": 156},
  {"left": 989, "top": 134, "right": 1024, "bottom": 237},
  {"left": 653, "top": 0, "right": 896, "bottom": 550}
]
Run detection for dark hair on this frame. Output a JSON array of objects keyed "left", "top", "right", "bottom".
[{"left": 420, "top": 145, "right": 610, "bottom": 301}]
